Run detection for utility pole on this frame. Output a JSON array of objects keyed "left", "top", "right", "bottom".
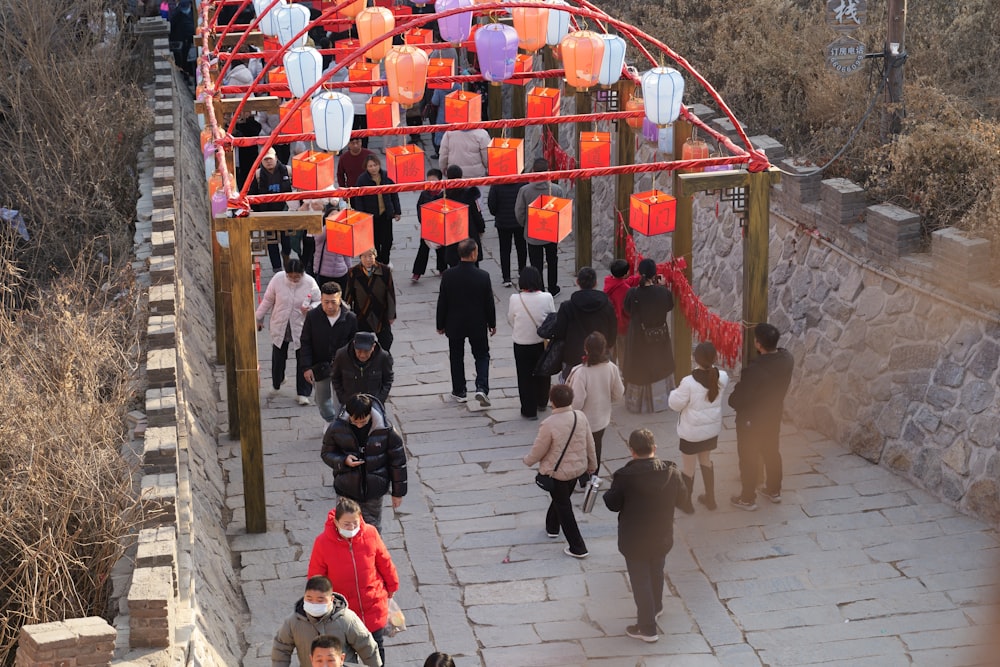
[{"left": 881, "top": 0, "right": 907, "bottom": 141}]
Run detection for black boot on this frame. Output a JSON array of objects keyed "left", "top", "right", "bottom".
[
  {"left": 698, "top": 464, "right": 717, "bottom": 510},
  {"left": 679, "top": 473, "right": 696, "bottom": 514}
]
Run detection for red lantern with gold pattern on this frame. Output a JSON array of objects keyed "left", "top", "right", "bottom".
[
  {"left": 386, "top": 144, "right": 426, "bottom": 184},
  {"left": 527, "top": 195, "right": 573, "bottom": 243},
  {"left": 579, "top": 132, "right": 611, "bottom": 169},
  {"left": 427, "top": 58, "right": 455, "bottom": 90},
  {"left": 326, "top": 209, "right": 375, "bottom": 256},
  {"left": 487, "top": 138, "right": 524, "bottom": 176},
  {"left": 279, "top": 99, "right": 313, "bottom": 134},
  {"left": 404, "top": 28, "right": 434, "bottom": 46},
  {"left": 421, "top": 198, "right": 469, "bottom": 246},
  {"left": 444, "top": 90, "right": 481, "bottom": 123},
  {"left": 505, "top": 54, "right": 533, "bottom": 86},
  {"left": 527, "top": 86, "right": 560, "bottom": 118},
  {"left": 292, "top": 150, "right": 336, "bottom": 191},
  {"left": 348, "top": 61, "right": 379, "bottom": 94},
  {"left": 332, "top": 38, "right": 360, "bottom": 63},
  {"left": 629, "top": 190, "right": 676, "bottom": 235},
  {"left": 365, "top": 96, "right": 400, "bottom": 129}
]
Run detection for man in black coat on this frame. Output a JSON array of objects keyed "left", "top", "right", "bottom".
[
  {"left": 443, "top": 165, "right": 486, "bottom": 268},
  {"left": 332, "top": 332, "right": 394, "bottom": 406},
  {"left": 604, "top": 428, "right": 691, "bottom": 644},
  {"left": 728, "top": 323, "right": 795, "bottom": 510},
  {"left": 300, "top": 282, "right": 358, "bottom": 424},
  {"left": 436, "top": 238, "right": 496, "bottom": 406},
  {"left": 552, "top": 266, "right": 618, "bottom": 378},
  {"left": 487, "top": 179, "right": 526, "bottom": 287},
  {"left": 248, "top": 147, "right": 296, "bottom": 272}
]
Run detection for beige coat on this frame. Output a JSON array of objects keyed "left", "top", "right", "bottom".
[{"left": 523, "top": 407, "right": 597, "bottom": 481}]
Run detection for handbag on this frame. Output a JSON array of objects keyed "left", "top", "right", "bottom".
[
  {"left": 534, "top": 412, "right": 577, "bottom": 492},
  {"left": 535, "top": 311, "right": 559, "bottom": 340},
  {"left": 533, "top": 338, "right": 564, "bottom": 377}
]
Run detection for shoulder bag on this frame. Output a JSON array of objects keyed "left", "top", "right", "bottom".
[{"left": 534, "top": 412, "right": 578, "bottom": 492}]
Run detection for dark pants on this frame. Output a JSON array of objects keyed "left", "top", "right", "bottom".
[
  {"left": 448, "top": 332, "right": 490, "bottom": 397},
  {"left": 513, "top": 342, "right": 550, "bottom": 418},
  {"left": 625, "top": 553, "right": 666, "bottom": 636},
  {"left": 497, "top": 226, "right": 527, "bottom": 283},
  {"left": 267, "top": 232, "right": 293, "bottom": 272},
  {"left": 736, "top": 419, "right": 783, "bottom": 501},
  {"left": 272, "top": 342, "right": 311, "bottom": 397},
  {"left": 373, "top": 212, "right": 393, "bottom": 266},
  {"left": 411, "top": 239, "right": 446, "bottom": 276},
  {"left": 545, "top": 477, "right": 587, "bottom": 555},
  {"left": 301, "top": 235, "right": 316, "bottom": 277},
  {"left": 357, "top": 495, "right": 384, "bottom": 533},
  {"left": 527, "top": 242, "right": 558, "bottom": 292},
  {"left": 579, "top": 428, "right": 605, "bottom": 485}
]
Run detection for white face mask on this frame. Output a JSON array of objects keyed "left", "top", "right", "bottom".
[
  {"left": 302, "top": 601, "right": 331, "bottom": 618},
  {"left": 338, "top": 525, "right": 361, "bottom": 540}
]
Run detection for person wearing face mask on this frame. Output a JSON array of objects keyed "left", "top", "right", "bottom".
[
  {"left": 308, "top": 498, "right": 400, "bottom": 667},
  {"left": 344, "top": 248, "right": 396, "bottom": 352},
  {"left": 271, "top": 576, "right": 381, "bottom": 667}
]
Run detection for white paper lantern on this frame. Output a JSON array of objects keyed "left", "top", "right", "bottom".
[
  {"left": 275, "top": 1, "right": 310, "bottom": 48},
  {"left": 283, "top": 47, "right": 323, "bottom": 98},
  {"left": 641, "top": 66, "right": 684, "bottom": 126},
  {"left": 546, "top": 0, "right": 570, "bottom": 47},
  {"left": 253, "top": 0, "right": 285, "bottom": 37},
  {"left": 311, "top": 92, "right": 354, "bottom": 152},
  {"left": 597, "top": 34, "right": 627, "bottom": 86}
]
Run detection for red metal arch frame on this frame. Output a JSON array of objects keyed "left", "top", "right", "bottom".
[{"left": 197, "top": 0, "right": 770, "bottom": 211}]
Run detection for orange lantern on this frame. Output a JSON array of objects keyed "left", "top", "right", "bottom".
[
  {"left": 579, "top": 132, "right": 611, "bottom": 169},
  {"left": 527, "top": 195, "right": 573, "bottom": 243},
  {"left": 338, "top": 0, "right": 367, "bottom": 19},
  {"left": 527, "top": 86, "right": 560, "bottom": 118},
  {"left": 629, "top": 190, "right": 677, "bottom": 235},
  {"left": 326, "top": 209, "right": 375, "bottom": 256},
  {"left": 505, "top": 54, "right": 533, "bottom": 86},
  {"left": 292, "top": 150, "right": 336, "bottom": 190},
  {"left": 421, "top": 198, "right": 469, "bottom": 246},
  {"left": 462, "top": 23, "right": 482, "bottom": 53},
  {"left": 444, "top": 89, "right": 482, "bottom": 123},
  {"left": 279, "top": 100, "right": 313, "bottom": 134},
  {"left": 332, "top": 38, "right": 360, "bottom": 63},
  {"left": 347, "top": 61, "right": 379, "bottom": 94},
  {"left": 386, "top": 144, "right": 426, "bottom": 184},
  {"left": 384, "top": 45, "right": 429, "bottom": 108},
  {"left": 560, "top": 30, "right": 605, "bottom": 89},
  {"left": 512, "top": 6, "right": 549, "bottom": 53},
  {"left": 357, "top": 7, "right": 395, "bottom": 62},
  {"left": 625, "top": 97, "right": 645, "bottom": 129},
  {"left": 366, "top": 96, "right": 401, "bottom": 129},
  {"left": 487, "top": 138, "right": 525, "bottom": 176},
  {"left": 404, "top": 28, "right": 434, "bottom": 46},
  {"left": 391, "top": 5, "right": 413, "bottom": 20},
  {"left": 427, "top": 58, "right": 455, "bottom": 90},
  {"left": 207, "top": 171, "right": 223, "bottom": 200},
  {"left": 681, "top": 137, "right": 710, "bottom": 173},
  {"left": 269, "top": 66, "right": 291, "bottom": 99}
]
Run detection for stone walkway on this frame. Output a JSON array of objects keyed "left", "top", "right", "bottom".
[{"left": 222, "top": 185, "right": 999, "bottom": 666}]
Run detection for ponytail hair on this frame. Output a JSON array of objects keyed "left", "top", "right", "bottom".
[{"left": 693, "top": 341, "right": 720, "bottom": 402}]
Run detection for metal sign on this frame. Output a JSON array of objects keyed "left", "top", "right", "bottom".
[
  {"left": 826, "top": 0, "right": 867, "bottom": 32},
  {"left": 825, "top": 35, "right": 867, "bottom": 76}
]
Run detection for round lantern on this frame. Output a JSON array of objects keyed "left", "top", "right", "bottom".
[
  {"left": 283, "top": 47, "right": 323, "bottom": 98},
  {"left": 559, "top": 31, "right": 605, "bottom": 90},
  {"left": 357, "top": 7, "right": 395, "bottom": 62},
  {"left": 624, "top": 97, "right": 644, "bottom": 129},
  {"left": 435, "top": 0, "right": 474, "bottom": 45},
  {"left": 546, "top": 0, "right": 570, "bottom": 47},
  {"left": 512, "top": 6, "right": 549, "bottom": 53},
  {"left": 597, "top": 34, "right": 627, "bottom": 86},
  {"left": 385, "top": 46, "right": 430, "bottom": 108},
  {"left": 475, "top": 24, "right": 519, "bottom": 82},
  {"left": 311, "top": 92, "right": 354, "bottom": 152},
  {"left": 274, "top": 1, "right": 310, "bottom": 48},
  {"left": 253, "top": 0, "right": 285, "bottom": 37},
  {"left": 338, "top": 0, "right": 367, "bottom": 19},
  {"left": 641, "top": 66, "right": 685, "bottom": 126}
]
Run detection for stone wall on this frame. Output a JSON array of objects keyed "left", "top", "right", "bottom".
[{"left": 16, "top": 618, "right": 116, "bottom": 667}]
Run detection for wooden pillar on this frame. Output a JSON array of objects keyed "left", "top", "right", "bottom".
[
  {"left": 511, "top": 84, "right": 526, "bottom": 140},
  {"left": 212, "top": 217, "right": 227, "bottom": 365},
  {"left": 881, "top": 0, "right": 907, "bottom": 141},
  {"left": 574, "top": 88, "right": 593, "bottom": 271},
  {"left": 671, "top": 119, "right": 694, "bottom": 380},
  {"left": 219, "top": 239, "right": 240, "bottom": 438},
  {"left": 742, "top": 170, "right": 773, "bottom": 365},
  {"left": 227, "top": 218, "right": 267, "bottom": 533},
  {"left": 614, "top": 80, "right": 636, "bottom": 259},
  {"left": 488, "top": 83, "right": 503, "bottom": 139}
]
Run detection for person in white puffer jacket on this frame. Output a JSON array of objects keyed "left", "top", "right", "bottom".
[{"left": 668, "top": 342, "right": 730, "bottom": 512}]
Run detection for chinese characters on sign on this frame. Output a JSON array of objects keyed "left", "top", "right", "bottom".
[
  {"left": 824, "top": 0, "right": 867, "bottom": 75},
  {"left": 826, "top": 0, "right": 867, "bottom": 31},
  {"left": 825, "top": 36, "right": 867, "bottom": 76}
]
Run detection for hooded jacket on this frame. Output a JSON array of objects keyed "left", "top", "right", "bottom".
[
  {"left": 603, "top": 457, "right": 690, "bottom": 558},
  {"left": 307, "top": 515, "right": 400, "bottom": 633},
  {"left": 514, "top": 180, "right": 566, "bottom": 246},
  {"left": 603, "top": 273, "right": 640, "bottom": 335},
  {"left": 331, "top": 340, "right": 394, "bottom": 404},
  {"left": 727, "top": 348, "right": 795, "bottom": 431},
  {"left": 553, "top": 289, "right": 618, "bottom": 370},
  {"left": 321, "top": 399, "right": 407, "bottom": 502},
  {"left": 523, "top": 407, "right": 597, "bottom": 481},
  {"left": 668, "top": 370, "right": 730, "bottom": 442},
  {"left": 271, "top": 592, "right": 381, "bottom": 667}
]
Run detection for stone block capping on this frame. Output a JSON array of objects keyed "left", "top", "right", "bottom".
[
  {"left": 127, "top": 566, "right": 174, "bottom": 648},
  {"left": 932, "top": 227, "right": 992, "bottom": 284},
  {"left": 866, "top": 203, "right": 922, "bottom": 260},
  {"left": 15, "top": 617, "right": 116, "bottom": 667}
]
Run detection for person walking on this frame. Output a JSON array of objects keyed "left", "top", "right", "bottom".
[
  {"left": 515, "top": 158, "right": 564, "bottom": 294},
  {"left": 507, "top": 266, "right": 555, "bottom": 420},
  {"left": 438, "top": 126, "right": 490, "bottom": 179},
  {"left": 668, "top": 341, "right": 729, "bottom": 511},
  {"left": 248, "top": 147, "right": 295, "bottom": 272},
  {"left": 523, "top": 384, "right": 596, "bottom": 558},
  {"left": 299, "top": 281, "right": 359, "bottom": 424},
  {"left": 337, "top": 137, "right": 374, "bottom": 188},
  {"left": 255, "top": 259, "right": 321, "bottom": 405},
  {"left": 551, "top": 266, "right": 618, "bottom": 379},
  {"left": 437, "top": 238, "right": 496, "bottom": 406},
  {"left": 313, "top": 202, "right": 354, "bottom": 294},
  {"left": 344, "top": 248, "right": 397, "bottom": 352},
  {"left": 410, "top": 168, "right": 447, "bottom": 283},
  {"left": 487, "top": 178, "right": 527, "bottom": 288},
  {"left": 623, "top": 258, "right": 675, "bottom": 413},
  {"left": 331, "top": 332, "right": 394, "bottom": 407},
  {"left": 352, "top": 155, "right": 402, "bottom": 267},
  {"left": 603, "top": 428, "right": 691, "bottom": 643},
  {"left": 728, "top": 323, "right": 795, "bottom": 510},
  {"left": 566, "top": 332, "right": 625, "bottom": 486},
  {"left": 603, "top": 258, "right": 639, "bottom": 367},
  {"left": 442, "top": 165, "right": 486, "bottom": 267}
]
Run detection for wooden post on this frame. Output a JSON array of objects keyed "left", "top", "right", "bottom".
[
  {"left": 219, "top": 236, "right": 240, "bottom": 438},
  {"left": 614, "top": 80, "right": 636, "bottom": 259},
  {"left": 574, "top": 88, "right": 593, "bottom": 271},
  {"left": 742, "top": 170, "right": 775, "bottom": 365},
  {"left": 488, "top": 83, "right": 503, "bottom": 139},
  {"left": 881, "top": 0, "right": 907, "bottom": 141},
  {"left": 511, "top": 84, "right": 526, "bottom": 140},
  {"left": 212, "top": 217, "right": 227, "bottom": 365},
  {"left": 671, "top": 119, "right": 694, "bottom": 380}
]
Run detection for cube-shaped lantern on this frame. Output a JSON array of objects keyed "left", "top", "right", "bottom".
[
  {"left": 504, "top": 54, "right": 533, "bottom": 86},
  {"left": 579, "top": 132, "right": 611, "bottom": 169},
  {"left": 348, "top": 61, "right": 379, "bottom": 94},
  {"left": 263, "top": 35, "right": 281, "bottom": 53},
  {"left": 487, "top": 138, "right": 525, "bottom": 176},
  {"left": 269, "top": 66, "right": 291, "bottom": 98},
  {"left": 292, "top": 150, "right": 335, "bottom": 191},
  {"left": 527, "top": 195, "right": 573, "bottom": 243},
  {"left": 445, "top": 90, "right": 482, "bottom": 124},
  {"left": 332, "top": 38, "right": 361, "bottom": 63},
  {"left": 427, "top": 58, "right": 455, "bottom": 90},
  {"left": 386, "top": 144, "right": 425, "bottom": 184},
  {"left": 421, "top": 198, "right": 469, "bottom": 246},
  {"left": 326, "top": 209, "right": 375, "bottom": 256},
  {"left": 404, "top": 28, "right": 434, "bottom": 46},
  {"left": 279, "top": 100, "right": 314, "bottom": 134},
  {"left": 527, "top": 87, "right": 560, "bottom": 118},
  {"left": 366, "top": 96, "right": 400, "bottom": 129},
  {"left": 629, "top": 190, "right": 676, "bottom": 236},
  {"left": 391, "top": 5, "right": 413, "bottom": 20}
]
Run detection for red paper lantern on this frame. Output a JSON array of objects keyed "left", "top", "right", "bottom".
[
  {"left": 326, "top": 209, "right": 375, "bottom": 256},
  {"left": 444, "top": 90, "right": 481, "bottom": 124},
  {"left": 386, "top": 144, "right": 425, "bottom": 184},
  {"left": 682, "top": 137, "right": 710, "bottom": 173},
  {"left": 629, "top": 190, "right": 676, "bottom": 235},
  {"left": 527, "top": 195, "right": 572, "bottom": 243},
  {"left": 421, "top": 198, "right": 469, "bottom": 246},
  {"left": 504, "top": 54, "right": 533, "bottom": 86},
  {"left": 404, "top": 28, "right": 434, "bottom": 46},
  {"left": 279, "top": 100, "right": 313, "bottom": 134},
  {"left": 427, "top": 58, "right": 455, "bottom": 90},
  {"left": 462, "top": 23, "right": 482, "bottom": 53},
  {"left": 366, "top": 96, "right": 401, "bottom": 129},
  {"left": 391, "top": 5, "right": 413, "bottom": 20},
  {"left": 579, "top": 132, "right": 611, "bottom": 169},
  {"left": 487, "top": 138, "right": 525, "bottom": 176},
  {"left": 348, "top": 61, "right": 379, "bottom": 94},
  {"left": 332, "top": 38, "right": 361, "bottom": 63},
  {"left": 625, "top": 97, "right": 645, "bottom": 129},
  {"left": 269, "top": 66, "right": 291, "bottom": 98},
  {"left": 526, "top": 86, "right": 560, "bottom": 118},
  {"left": 292, "top": 150, "right": 335, "bottom": 191}
]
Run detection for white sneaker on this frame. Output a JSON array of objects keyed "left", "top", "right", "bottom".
[
  {"left": 296, "top": 395, "right": 311, "bottom": 406},
  {"left": 474, "top": 391, "right": 490, "bottom": 407},
  {"left": 267, "top": 388, "right": 281, "bottom": 398}
]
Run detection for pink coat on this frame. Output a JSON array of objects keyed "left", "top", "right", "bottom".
[
  {"left": 254, "top": 272, "right": 320, "bottom": 350},
  {"left": 523, "top": 407, "right": 597, "bottom": 481}
]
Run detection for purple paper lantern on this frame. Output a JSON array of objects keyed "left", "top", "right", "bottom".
[
  {"left": 642, "top": 117, "right": 659, "bottom": 143},
  {"left": 475, "top": 24, "right": 519, "bottom": 82},
  {"left": 435, "top": 0, "right": 474, "bottom": 45}
]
